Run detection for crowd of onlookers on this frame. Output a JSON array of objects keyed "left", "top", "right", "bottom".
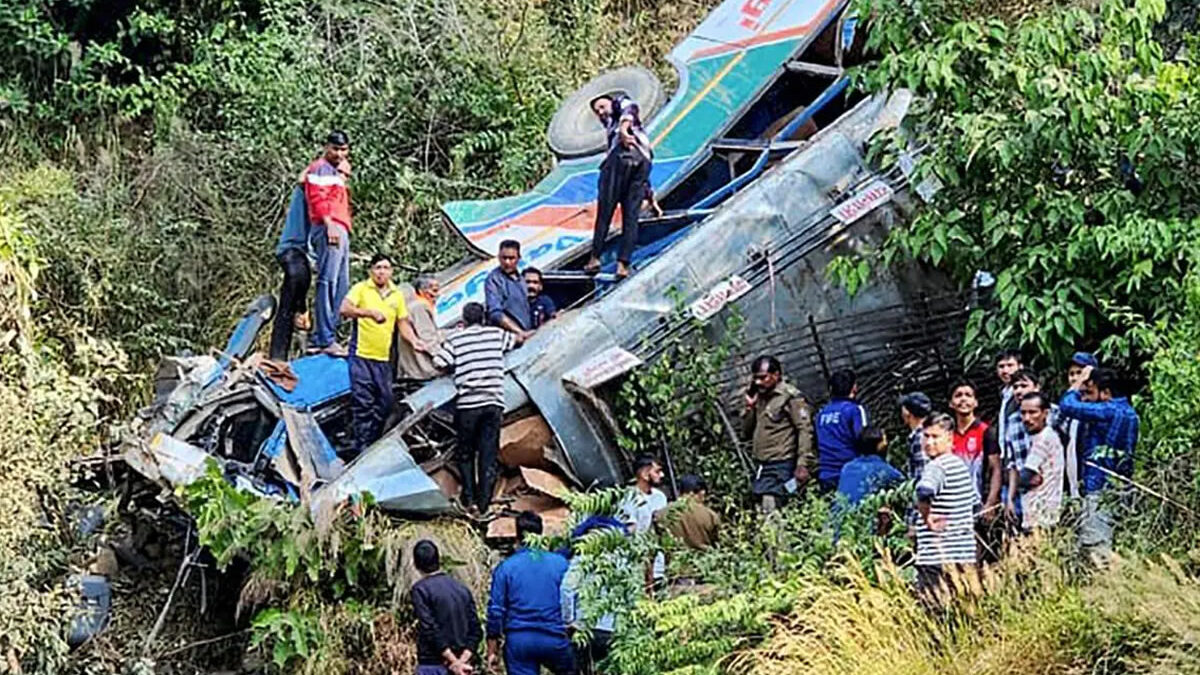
[{"left": 741, "top": 348, "right": 1139, "bottom": 600}]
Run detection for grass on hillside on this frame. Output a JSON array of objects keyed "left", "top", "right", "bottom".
[{"left": 738, "top": 538, "right": 1200, "bottom": 675}]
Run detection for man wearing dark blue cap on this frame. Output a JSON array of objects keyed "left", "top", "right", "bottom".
[
  {"left": 1058, "top": 363, "right": 1139, "bottom": 566},
  {"left": 1059, "top": 352, "right": 1098, "bottom": 499},
  {"left": 899, "top": 392, "right": 933, "bottom": 482}
]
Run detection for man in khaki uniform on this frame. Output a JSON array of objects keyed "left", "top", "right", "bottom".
[
  {"left": 667, "top": 475, "right": 720, "bottom": 550},
  {"left": 741, "top": 355, "right": 814, "bottom": 513}
]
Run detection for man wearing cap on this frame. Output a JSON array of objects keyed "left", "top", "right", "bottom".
[
  {"left": 1058, "top": 365, "right": 1139, "bottom": 565},
  {"left": 340, "top": 253, "right": 426, "bottom": 454},
  {"left": 306, "top": 130, "right": 354, "bottom": 356},
  {"left": 1058, "top": 352, "right": 1098, "bottom": 499},
  {"left": 741, "top": 355, "right": 815, "bottom": 513},
  {"left": 899, "top": 392, "right": 932, "bottom": 481}
]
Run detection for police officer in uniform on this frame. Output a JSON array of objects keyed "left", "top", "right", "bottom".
[{"left": 741, "top": 355, "right": 815, "bottom": 513}]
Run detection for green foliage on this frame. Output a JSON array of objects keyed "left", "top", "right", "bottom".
[
  {"left": 606, "top": 582, "right": 795, "bottom": 675},
  {"left": 251, "top": 608, "right": 325, "bottom": 669},
  {"left": 528, "top": 485, "right": 667, "bottom": 644},
  {"left": 847, "top": 0, "right": 1200, "bottom": 368},
  {"left": 617, "top": 307, "right": 748, "bottom": 508},
  {"left": 180, "top": 464, "right": 492, "bottom": 672}
]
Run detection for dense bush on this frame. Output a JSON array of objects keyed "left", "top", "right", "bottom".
[
  {"left": 0, "top": 176, "right": 129, "bottom": 672},
  {"left": 846, "top": 0, "right": 1200, "bottom": 369}
]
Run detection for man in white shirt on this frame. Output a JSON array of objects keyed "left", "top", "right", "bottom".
[
  {"left": 1018, "top": 392, "right": 1065, "bottom": 531},
  {"left": 617, "top": 455, "right": 668, "bottom": 592}
]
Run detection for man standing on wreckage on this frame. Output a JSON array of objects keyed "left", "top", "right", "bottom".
[{"left": 584, "top": 93, "right": 655, "bottom": 280}]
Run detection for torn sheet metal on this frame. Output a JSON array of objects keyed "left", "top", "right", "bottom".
[
  {"left": 310, "top": 428, "right": 450, "bottom": 516},
  {"left": 279, "top": 405, "right": 346, "bottom": 484},
  {"left": 125, "top": 433, "right": 215, "bottom": 487}
]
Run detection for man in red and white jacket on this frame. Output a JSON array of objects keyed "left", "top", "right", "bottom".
[{"left": 305, "top": 130, "right": 353, "bottom": 355}]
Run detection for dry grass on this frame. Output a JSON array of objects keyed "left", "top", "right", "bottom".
[{"left": 738, "top": 540, "right": 1200, "bottom": 675}]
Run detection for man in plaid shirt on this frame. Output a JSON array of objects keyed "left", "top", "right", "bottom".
[
  {"left": 900, "top": 392, "right": 932, "bottom": 480},
  {"left": 1002, "top": 370, "right": 1061, "bottom": 524},
  {"left": 1058, "top": 366, "right": 1139, "bottom": 566},
  {"left": 899, "top": 392, "right": 932, "bottom": 529}
]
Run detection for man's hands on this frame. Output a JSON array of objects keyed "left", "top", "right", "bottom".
[
  {"left": 926, "top": 513, "right": 948, "bottom": 532},
  {"left": 1073, "top": 365, "right": 1093, "bottom": 390},
  {"left": 1003, "top": 499, "right": 1018, "bottom": 524},
  {"left": 744, "top": 392, "right": 758, "bottom": 409},
  {"left": 368, "top": 309, "right": 387, "bottom": 324},
  {"left": 981, "top": 498, "right": 1001, "bottom": 524},
  {"left": 325, "top": 219, "right": 344, "bottom": 246},
  {"left": 516, "top": 329, "right": 534, "bottom": 345},
  {"left": 793, "top": 464, "right": 810, "bottom": 485},
  {"left": 485, "top": 639, "right": 500, "bottom": 673}
]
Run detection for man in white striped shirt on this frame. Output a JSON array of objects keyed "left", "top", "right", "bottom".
[
  {"left": 434, "top": 302, "right": 516, "bottom": 514},
  {"left": 915, "top": 412, "right": 979, "bottom": 603}
]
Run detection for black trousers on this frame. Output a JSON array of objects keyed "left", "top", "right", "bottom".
[
  {"left": 593, "top": 149, "right": 650, "bottom": 264},
  {"left": 350, "top": 355, "right": 395, "bottom": 455},
  {"left": 575, "top": 629, "right": 613, "bottom": 675},
  {"left": 454, "top": 405, "right": 503, "bottom": 511},
  {"left": 268, "top": 247, "right": 311, "bottom": 360}
]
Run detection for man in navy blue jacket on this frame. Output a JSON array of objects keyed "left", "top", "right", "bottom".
[
  {"left": 816, "top": 369, "right": 869, "bottom": 492},
  {"left": 486, "top": 511, "right": 576, "bottom": 675}
]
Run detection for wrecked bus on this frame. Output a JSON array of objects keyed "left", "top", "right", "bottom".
[{"left": 123, "top": 0, "right": 963, "bottom": 529}]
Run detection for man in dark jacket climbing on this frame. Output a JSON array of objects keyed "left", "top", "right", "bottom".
[
  {"left": 268, "top": 183, "right": 312, "bottom": 361},
  {"left": 586, "top": 94, "right": 653, "bottom": 280}
]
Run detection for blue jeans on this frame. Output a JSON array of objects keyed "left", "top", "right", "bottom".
[
  {"left": 504, "top": 630, "right": 576, "bottom": 675},
  {"left": 350, "top": 355, "right": 394, "bottom": 454},
  {"left": 309, "top": 224, "right": 349, "bottom": 348}
]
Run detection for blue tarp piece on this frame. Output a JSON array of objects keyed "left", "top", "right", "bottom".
[{"left": 266, "top": 354, "right": 350, "bottom": 407}]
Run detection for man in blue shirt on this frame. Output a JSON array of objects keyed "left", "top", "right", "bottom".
[
  {"left": 1058, "top": 366, "right": 1139, "bottom": 565},
  {"left": 837, "top": 426, "right": 904, "bottom": 506},
  {"left": 486, "top": 511, "right": 576, "bottom": 675},
  {"left": 523, "top": 267, "right": 558, "bottom": 329},
  {"left": 484, "top": 240, "right": 533, "bottom": 343},
  {"left": 816, "top": 369, "right": 869, "bottom": 491}
]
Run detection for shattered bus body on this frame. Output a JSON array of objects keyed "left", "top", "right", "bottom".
[{"left": 123, "top": 0, "right": 959, "bottom": 522}]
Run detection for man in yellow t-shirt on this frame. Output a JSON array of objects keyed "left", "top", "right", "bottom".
[{"left": 339, "top": 253, "right": 426, "bottom": 454}]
